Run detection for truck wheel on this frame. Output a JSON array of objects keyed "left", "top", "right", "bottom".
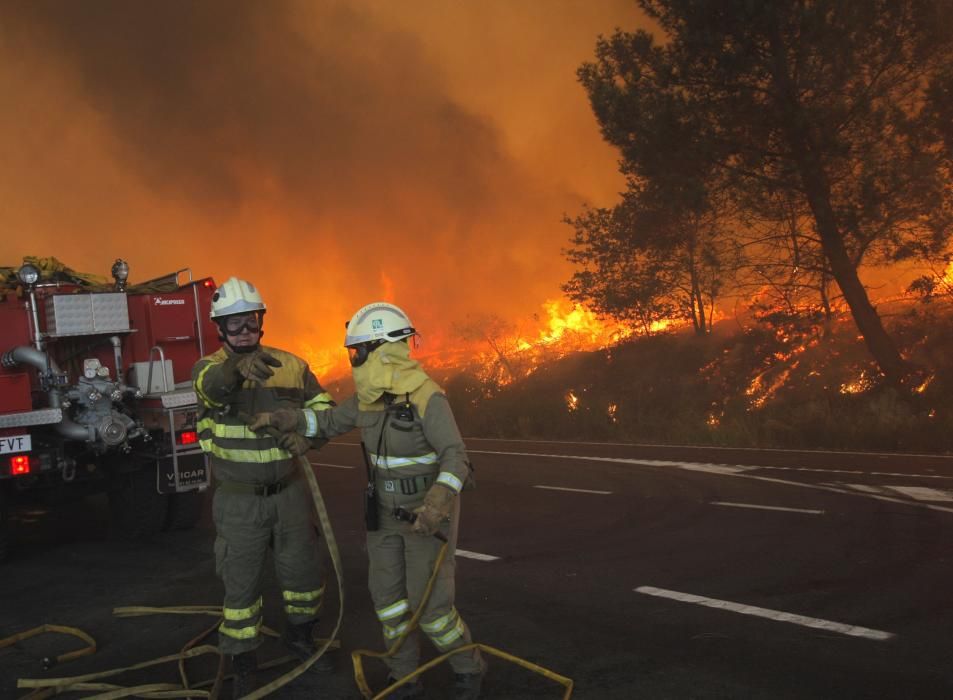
[
  {"left": 109, "top": 466, "right": 169, "bottom": 539},
  {"left": 165, "top": 489, "right": 207, "bottom": 531}
]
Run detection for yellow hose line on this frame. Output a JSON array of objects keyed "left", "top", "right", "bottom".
[
  {"left": 110, "top": 454, "right": 345, "bottom": 699},
  {"left": 73, "top": 682, "right": 196, "bottom": 699},
  {"left": 375, "top": 644, "right": 574, "bottom": 700},
  {"left": 17, "top": 644, "right": 223, "bottom": 695},
  {"left": 8, "top": 453, "right": 343, "bottom": 700},
  {"left": 113, "top": 607, "right": 222, "bottom": 617},
  {"left": 176, "top": 616, "right": 222, "bottom": 697},
  {"left": 8, "top": 455, "right": 572, "bottom": 698},
  {"left": 350, "top": 534, "right": 574, "bottom": 699},
  {"left": 0, "top": 624, "right": 96, "bottom": 668},
  {"left": 351, "top": 542, "right": 449, "bottom": 697},
  {"left": 238, "top": 454, "right": 345, "bottom": 699}
]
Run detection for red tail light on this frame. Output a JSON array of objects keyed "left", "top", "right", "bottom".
[
  {"left": 203, "top": 279, "right": 214, "bottom": 288},
  {"left": 179, "top": 430, "right": 199, "bottom": 445},
  {"left": 10, "top": 455, "right": 31, "bottom": 475}
]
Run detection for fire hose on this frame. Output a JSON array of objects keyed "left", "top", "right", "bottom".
[
  {"left": 4, "top": 452, "right": 574, "bottom": 698},
  {"left": 5, "top": 453, "right": 339, "bottom": 699},
  {"left": 354, "top": 510, "right": 574, "bottom": 700}
]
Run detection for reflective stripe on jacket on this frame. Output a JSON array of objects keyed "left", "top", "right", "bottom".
[
  {"left": 192, "top": 345, "right": 333, "bottom": 484},
  {"left": 309, "top": 385, "right": 472, "bottom": 511}
]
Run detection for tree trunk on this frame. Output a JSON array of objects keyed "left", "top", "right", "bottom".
[
  {"left": 767, "top": 28, "right": 908, "bottom": 385},
  {"left": 819, "top": 272, "right": 832, "bottom": 339},
  {"left": 800, "top": 171, "right": 907, "bottom": 383},
  {"left": 687, "top": 239, "right": 706, "bottom": 335}
]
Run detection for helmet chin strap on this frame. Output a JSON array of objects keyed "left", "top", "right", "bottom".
[
  {"left": 228, "top": 340, "right": 260, "bottom": 354},
  {"left": 217, "top": 324, "right": 264, "bottom": 354}
]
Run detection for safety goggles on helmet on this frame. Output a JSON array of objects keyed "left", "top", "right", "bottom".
[
  {"left": 348, "top": 340, "right": 386, "bottom": 367},
  {"left": 221, "top": 313, "right": 262, "bottom": 336}
]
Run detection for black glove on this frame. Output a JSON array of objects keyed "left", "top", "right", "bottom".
[
  {"left": 223, "top": 351, "right": 282, "bottom": 385},
  {"left": 278, "top": 432, "right": 312, "bottom": 456},
  {"left": 247, "top": 409, "right": 303, "bottom": 434}
]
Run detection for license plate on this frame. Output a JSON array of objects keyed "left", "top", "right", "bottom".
[{"left": 0, "top": 433, "right": 31, "bottom": 454}]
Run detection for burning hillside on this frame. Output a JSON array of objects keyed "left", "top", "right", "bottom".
[
  {"left": 445, "top": 296, "right": 953, "bottom": 453},
  {"left": 297, "top": 297, "right": 663, "bottom": 389}
]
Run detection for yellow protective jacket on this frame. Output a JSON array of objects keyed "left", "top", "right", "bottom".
[
  {"left": 192, "top": 345, "right": 333, "bottom": 485},
  {"left": 302, "top": 381, "right": 472, "bottom": 511}
]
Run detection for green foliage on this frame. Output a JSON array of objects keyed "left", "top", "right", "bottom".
[
  {"left": 564, "top": 199, "right": 734, "bottom": 335},
  {"left": 571, "top": 0, "right": 953, "bottom": 385}
]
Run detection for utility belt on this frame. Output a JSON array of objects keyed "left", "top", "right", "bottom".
[
  {"left": 217, "top": 469, "right": 299, "bottom": 497},
  {"left": 378, "top": 473, "right": 433, "bottom": 497}
]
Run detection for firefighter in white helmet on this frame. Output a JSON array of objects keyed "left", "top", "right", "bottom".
[
  {"left": 249, "top": 302, "right": 486, "bottom": 699},
  {"left": 192, "top": 277, "right": 335, "bottom": 697}
]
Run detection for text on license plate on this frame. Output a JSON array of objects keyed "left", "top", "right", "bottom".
[{"left": 0, "top": 434, "right": 32, "bottom": 454}]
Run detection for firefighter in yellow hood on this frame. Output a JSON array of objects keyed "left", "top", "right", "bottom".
[
  {"left": 191, "top": 277, "right": 334, "bottom": 697},
  {"left": 249, "top": 302, "right": 486, "bottom": 700}
]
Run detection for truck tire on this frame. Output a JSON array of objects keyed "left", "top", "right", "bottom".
[
  {"left": 165, "top": 489, "right": 207, "bottom": 531},
  {"left": 109, "top": 465, "right": 169, "bottom": 540}
]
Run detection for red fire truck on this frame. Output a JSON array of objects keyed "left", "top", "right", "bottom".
[{"left": 0, "top": 259, "right": 220, "bottom": 561}]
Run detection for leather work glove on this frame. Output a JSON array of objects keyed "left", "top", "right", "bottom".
[
  {"left": 247, "top": 408, "right": 304, "bottom": 434},
  {"left": 223, "top": 350, "right": 282, "bottom": 385},
  {"left": 278, "top": 431, "right": 312, "bottom": 457},
  {"left": 412, "top": 484, "right": 455, "bottom": 536}
]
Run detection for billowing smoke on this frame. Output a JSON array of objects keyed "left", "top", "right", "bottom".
[{"left": 0, "top": 0, "right": 635, "bottom": 377}]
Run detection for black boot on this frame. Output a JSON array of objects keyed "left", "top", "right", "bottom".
[
  {"left": 230, "top": 651, "right": 257, "bottom": 699},
  {"left": 382, "top": 675, "right": 424, "bottom": 699},
  {"left": 453, "top": 670, "right": 484, "bottom": 700},
  {"left": 283, "top": 621, "right": 333, "bottom": 672}
]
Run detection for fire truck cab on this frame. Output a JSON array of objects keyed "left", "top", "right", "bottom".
[{"left": 0, "top": 259, "right": 220, "bottom": 561}]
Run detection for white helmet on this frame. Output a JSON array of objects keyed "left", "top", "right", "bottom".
[
  {"left": 344, "top": 302, "right": 416, "bottom": 347},
  {"left": 210, "top": 277, "right": 266, "bottom": 319}
]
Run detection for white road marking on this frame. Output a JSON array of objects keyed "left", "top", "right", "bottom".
[
  {"left": 885, "top": 486, "right": 953, "bottom": 502},
  {"left": 309, "top": 462, "right": 356, "bottom": 470},
  {"left": 469, "top": 451, "right": 755, "bottom": 476},
  {"left": 711, "top": 501, "right": 824, "bottom": 514},
  {"left": 756, "top": 465, "right": 951, "bottom": 480},
  {"left": 835, "top": 484, "right": 883, "bottom": 494},
  {"left": 634, "top": 586, "right": 894, "bottom": 641},
  {"left": 835, "top": 484, "right": 953, "bottom": 501},
  {"left": 455, "top": 549, "right": 500, "bottom": 562},
  {"left": 465, "top": 436, "right": 953, "bottom": 461},
  {"left": 533, "top": 485, "right": 612, "bottom": 495},
  {"left": 468, "top": 449, "right": 953, "bottom": 515}
]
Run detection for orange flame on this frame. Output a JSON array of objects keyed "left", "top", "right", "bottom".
[
  {"left": 839, "top": 370, "right": 875, "bottom": 395},
  {"left": 293, "top": 297, "right": 679, "bottom": 390},
  {"left": 538, "top": 300, "right": 633, "bottom": 346}
]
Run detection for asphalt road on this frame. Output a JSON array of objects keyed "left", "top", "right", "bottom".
[{"left": 2, "top": 436, "right": 953, "bottom": 699}]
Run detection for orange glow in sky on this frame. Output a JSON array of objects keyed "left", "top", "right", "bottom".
[{"left": 0, "top": 1, "right": 642, "bottom": 377}]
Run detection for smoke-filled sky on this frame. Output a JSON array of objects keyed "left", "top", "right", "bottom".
[{"left": 0, "top": 0, "right": 645, "bottom": 373}]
